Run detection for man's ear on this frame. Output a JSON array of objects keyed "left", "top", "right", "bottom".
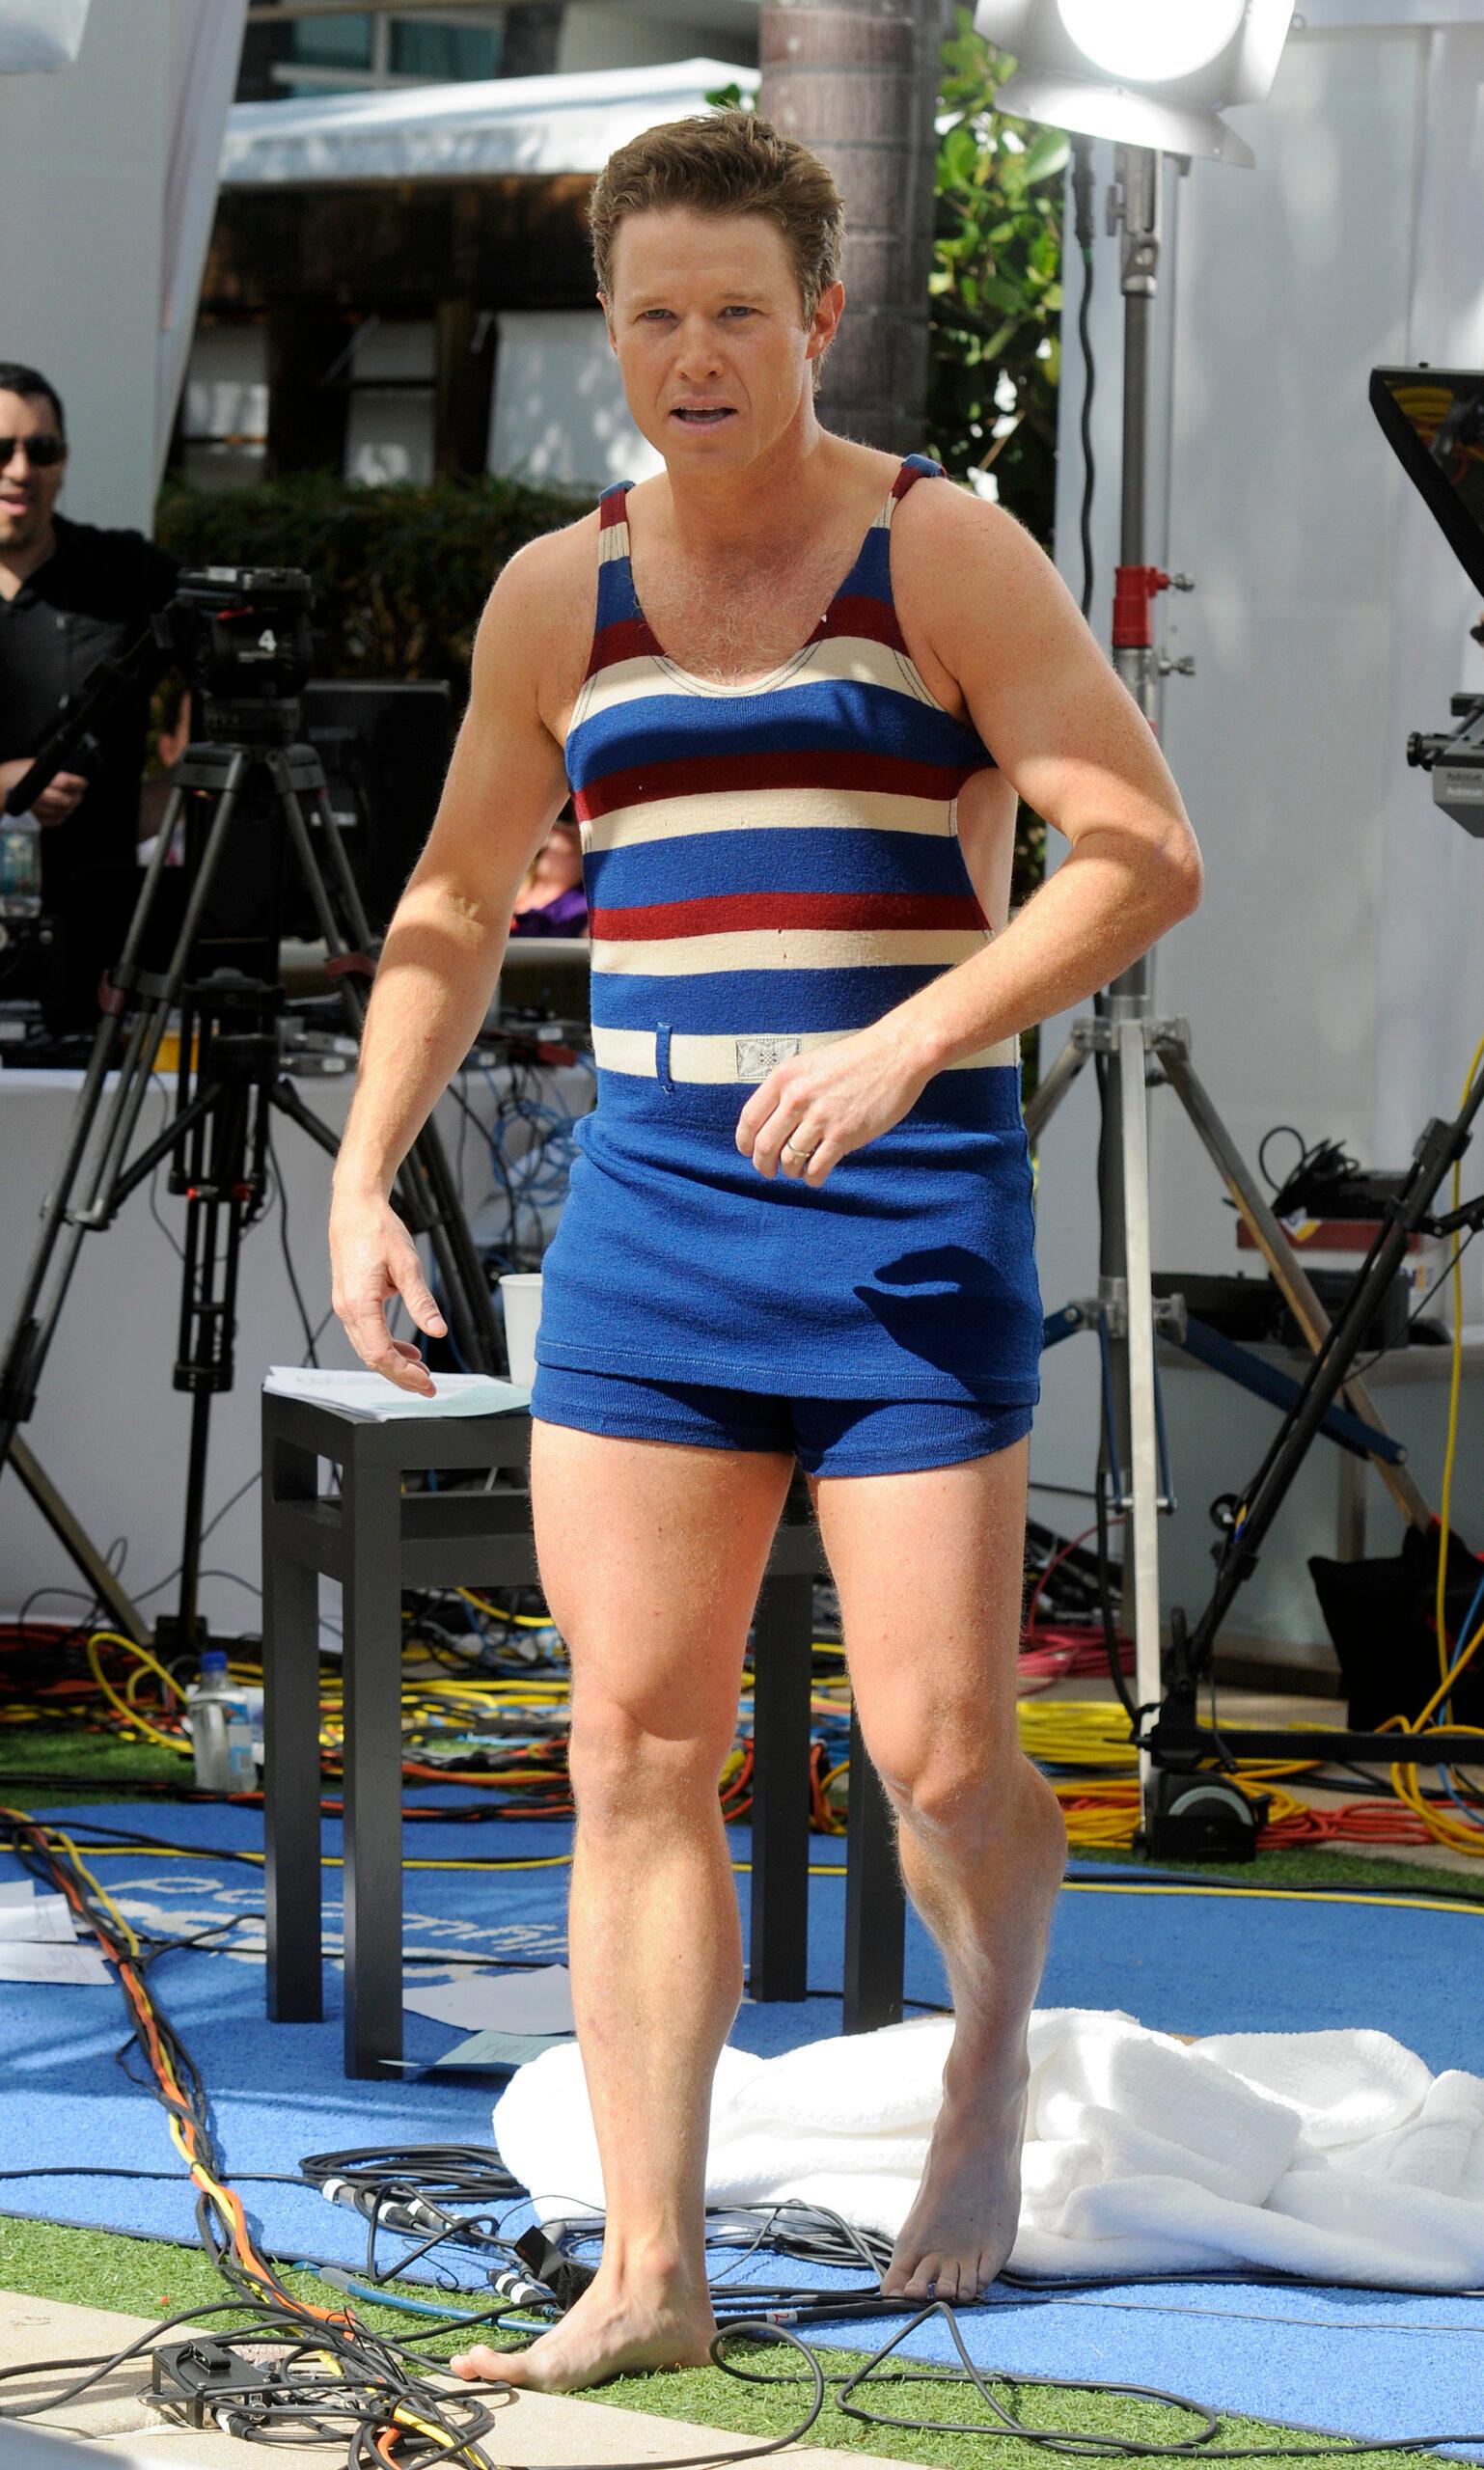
[{"left": 806, "top": 278, "right": 846, "bottom": 366}]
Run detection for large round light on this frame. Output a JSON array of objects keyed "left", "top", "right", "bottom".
[{"left": 1058, "top": 0, "right": 1248, "bottom": 84}]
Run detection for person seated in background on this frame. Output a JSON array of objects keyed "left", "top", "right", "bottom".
[{"left": 508, "top": 810, "right": 587, "bottom": 937}]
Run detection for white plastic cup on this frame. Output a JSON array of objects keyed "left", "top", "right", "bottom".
[{"left": 499, "top": 1272, "right": 543, "bottom": 1387}]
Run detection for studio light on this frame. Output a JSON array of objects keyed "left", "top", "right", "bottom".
[
  {"left": 974, "top": 0, "right": 1295, "bottom": 164},
  {"left": 0, "top": 0, "right": 91, "bottom": 74},
  {"left": 1058, "top": 1, "right": 1247, "bottom": 86}
]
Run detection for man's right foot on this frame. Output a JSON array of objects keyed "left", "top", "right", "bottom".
[{"left": 446, "top": 2271, "right": 715, "bottom": 2393}]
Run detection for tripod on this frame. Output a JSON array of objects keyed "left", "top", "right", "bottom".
[{"left": 0, "top": 731, "right": 501, "bottom": 1654}]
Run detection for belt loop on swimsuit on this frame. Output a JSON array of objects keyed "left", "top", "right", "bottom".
[{"left": 655, "top": 1022, "right": 674, "bottom": 1091}]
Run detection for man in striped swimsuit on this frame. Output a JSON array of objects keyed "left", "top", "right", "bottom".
[{"left": 330, "top": 110, "right": 1201, "bottom": 2393}]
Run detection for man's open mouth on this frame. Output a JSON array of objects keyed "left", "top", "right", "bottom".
[{"left": 671, "top": 407, "right": 735, "bottom": 426}]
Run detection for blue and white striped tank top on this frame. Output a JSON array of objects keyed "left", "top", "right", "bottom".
[
  {"left": 563, "top": 452, "right": 1017, "bottom": 1088},
  {"left": 534, "top": 453, "right": 1041, "bottom": 1405}
]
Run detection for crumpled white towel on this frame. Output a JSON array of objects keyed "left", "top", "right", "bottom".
[{"left": 491, "top": 2008, "right": 1484, "bottom": 2291}]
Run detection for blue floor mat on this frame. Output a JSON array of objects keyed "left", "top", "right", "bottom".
[{"left": 3, "top": 1796, "right": 1484, "bottom": 2455}]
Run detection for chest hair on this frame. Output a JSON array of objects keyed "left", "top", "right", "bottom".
[{"left": 634, "top": 535, "right": 869, "bottom": 684}]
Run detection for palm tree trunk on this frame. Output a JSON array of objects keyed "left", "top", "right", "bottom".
[{"left": 758, "top": 0, "right": 949, "bottom": 453}]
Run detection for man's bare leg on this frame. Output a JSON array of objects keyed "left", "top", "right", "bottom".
[
  {"left": 811, "top": 1434, "right": 1066, "bottom": 2303},
  {"left": 450, "top": 1419, "right": 795, "bottom": 2391}
]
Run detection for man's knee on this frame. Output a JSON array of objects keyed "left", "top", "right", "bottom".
[
  {"left": 878, "top": 1739, "right": 1064, "bottom": 1866},
  {"left": 568, "top": 1698, "right": 733, "bottom": 1826}
]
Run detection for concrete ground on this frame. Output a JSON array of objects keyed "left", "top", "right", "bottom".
[{"left": 0, "top": 2288, "right": 917, "bottom": 2470}]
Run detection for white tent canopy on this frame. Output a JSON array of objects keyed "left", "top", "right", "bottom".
[{"left": 221, "top": 56, "right": 756, "bottom": 186}]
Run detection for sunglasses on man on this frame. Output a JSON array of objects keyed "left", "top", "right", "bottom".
[{"left": 0, "top": 434, "right": 66, "bottom": 467}]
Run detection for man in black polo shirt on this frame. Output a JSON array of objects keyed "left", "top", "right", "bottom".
[{"left": 0, "top": 360, "right": 179, "bottom": 930}]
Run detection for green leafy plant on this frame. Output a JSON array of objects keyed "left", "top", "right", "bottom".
[
  {"left": 927, "top": 10, "right": 1067, "bottom": 547},
  {"left": 926, "top": 15, "right": 1066, "bottom": 940}
]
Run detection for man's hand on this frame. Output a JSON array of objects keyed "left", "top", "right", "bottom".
[
  {"left": 0, "top": 755, "right": 87, "bottom": 826},
  {"left": 734, "top": 1023, "right": 936, "bottom": 1185},
  {"left": 329, "top": 1189, "right": 448, "bottom": 1394}
]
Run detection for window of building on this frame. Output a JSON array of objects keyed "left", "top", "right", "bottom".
[
  {"left": 276, "top": 10, "right": 504, "bottom": 94},
  {"left": 179, "top": 323, "right": 269, "bottom": 491},
  {"left": 288, "top": 11, "right": 373, "bottom": 70},
  {"left": 387, "top": 16, "right": 502, "bottom": 78},
  {"left": 343, "top": 316, "right": 437, "bottom": 485}
]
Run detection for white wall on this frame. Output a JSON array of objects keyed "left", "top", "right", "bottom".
[
  {"left": 0, "top": 0, "right": 172, "bottom": 533},
  {"left": 1034, "top": 8, "right": 1484, "bottom": 1643}
]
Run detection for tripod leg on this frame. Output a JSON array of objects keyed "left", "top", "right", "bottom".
[
  {"left": 1023, "top": 1028, "right": 1092, "bottom": 1145},
  {"left": 1158, "top": 1037, "right": 1430, "bottom": 1531},
  {"left": 7, "top": 1438, "right": 147, "bottom": 1640},
  {"left": 274, "top": 760, "right": 504, "bottom": 1372}
]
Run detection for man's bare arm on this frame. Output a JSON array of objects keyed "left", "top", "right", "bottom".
[
  {"left": 889, "top": 493, "right": 1203, "bottom": 1073},
  {"left": 330, "top": 536, "right": 575, "bottom": 1387}
]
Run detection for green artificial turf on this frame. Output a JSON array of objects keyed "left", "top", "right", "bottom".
[
  {"left": 0, "top": 1724, "right": 190, "bottom": 1803},
  {"left": 0, "top": 2214, "right": 1460, "bottom": 2467}
]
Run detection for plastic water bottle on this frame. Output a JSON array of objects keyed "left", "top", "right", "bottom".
[
  {"left": 185, "top": 1648, "right": 259, "bottom": 1793},
  {"left": 0, "top": 810, "right": 41, "bottom": 920}
]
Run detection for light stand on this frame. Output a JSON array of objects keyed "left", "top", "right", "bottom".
[{"left": 1025, "top": 142, "right": 1431, "bottom": 1844}]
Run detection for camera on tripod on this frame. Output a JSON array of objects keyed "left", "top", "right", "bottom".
[
  {"left": 173, "top": 564, "right": 316, "bottom": 742},
  {"left": 0, "top": 559, "right": 499, "bottom": 1659}
]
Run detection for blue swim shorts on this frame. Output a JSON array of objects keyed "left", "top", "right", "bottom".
[{"left": 529, "top": 1363, "right": 1033, "bottom": 1478}]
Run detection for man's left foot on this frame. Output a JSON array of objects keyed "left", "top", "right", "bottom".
[{"left": 880, "top": 2071, "right": 1027, "bottom": 2305}]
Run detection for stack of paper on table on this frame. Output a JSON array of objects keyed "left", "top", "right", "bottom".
[{"left": 264, "top": 1368, "right": 531, "bottom": 1421}]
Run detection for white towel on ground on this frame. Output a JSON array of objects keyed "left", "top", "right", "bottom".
[{"left": 491, "top": 2009, "right": 1484, "bottom": 2291}]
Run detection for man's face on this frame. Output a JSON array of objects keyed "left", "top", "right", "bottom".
[
  {"left": 602, "top": 209, "right": 841, "bottom": 469},
  {"left": 0, "top": 388, "right": 67, "bottom": 556}
]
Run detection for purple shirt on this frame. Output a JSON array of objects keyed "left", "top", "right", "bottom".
[{"left": 509, "top": 884, "right": 588, "bottom": 938}]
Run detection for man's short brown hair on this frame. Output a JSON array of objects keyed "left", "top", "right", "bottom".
[{"left": 590, "top": 108, "right": 845, "bottom": 381}]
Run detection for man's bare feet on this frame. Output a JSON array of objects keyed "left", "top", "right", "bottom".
[
  {"left": 446, "top": 2267, "right": 716, "bottom": 2393},
  {"left": 880, "top": 2063, "right": 1028, "bottom": 2306}
]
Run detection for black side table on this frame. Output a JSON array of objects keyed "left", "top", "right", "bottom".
[{"left": 261, "top": 1390, "right": 905, "bottom": 2076}]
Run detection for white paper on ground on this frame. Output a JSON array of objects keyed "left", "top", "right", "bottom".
[
  {"left": 0, "top": 1883, "right": 37, "bottom": 1907},
  {"left": 421, "top": 2028, "right": 573, "bottom": 2072},
  {"left": 0, "top": 1893, "right": 77, "bottom": 1943},
  {"left": 264, "top": 1367, "right": 531, "bottom": 1421},
  {"left": 0, "top": 1940, "right": 112, "bottom": 1986},
  {"left": 403, "top": 1962, "right": 574, "bottom": 2034}
]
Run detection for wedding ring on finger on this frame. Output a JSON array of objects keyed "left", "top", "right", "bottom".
[{"left": 783, "top": 1135, "right": 819, "bottom": 1163}]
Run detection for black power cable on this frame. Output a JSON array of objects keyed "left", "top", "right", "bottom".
[{"left": 1070, "top": 134, "right": 1098, "bottom": 619}]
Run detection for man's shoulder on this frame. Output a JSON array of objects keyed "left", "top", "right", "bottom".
[
  {"left": 489, "top": 508, "right": 601, "bottom": 661},
  {"left": 892, "top": 480, "right": 1051, "bottom": 631},
  {"left": 52, "top": 513, "right": 179, "bottom": 616}
]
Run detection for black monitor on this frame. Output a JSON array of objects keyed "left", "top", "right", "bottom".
[
  {"left": 300, "top": 678, "right": 453, "bottom": 935},
  {"left": 1370, "top": 367, "right": 1484, "bottom": 597}
]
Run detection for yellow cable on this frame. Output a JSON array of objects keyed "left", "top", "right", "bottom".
[
  {"left": 51, "top": 1824, "right": 140, "bottom": 1957},
  {"left": 86, "top": 1633, "right": 191, "bottom": 1756},
  {"left": 109, "top": 1631, "right": 188, "bottom": 1705}
]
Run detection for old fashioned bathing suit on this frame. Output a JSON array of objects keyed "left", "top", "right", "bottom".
[{"left": 528, "top": 453, "right": 1042, "bottom": 1443}]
